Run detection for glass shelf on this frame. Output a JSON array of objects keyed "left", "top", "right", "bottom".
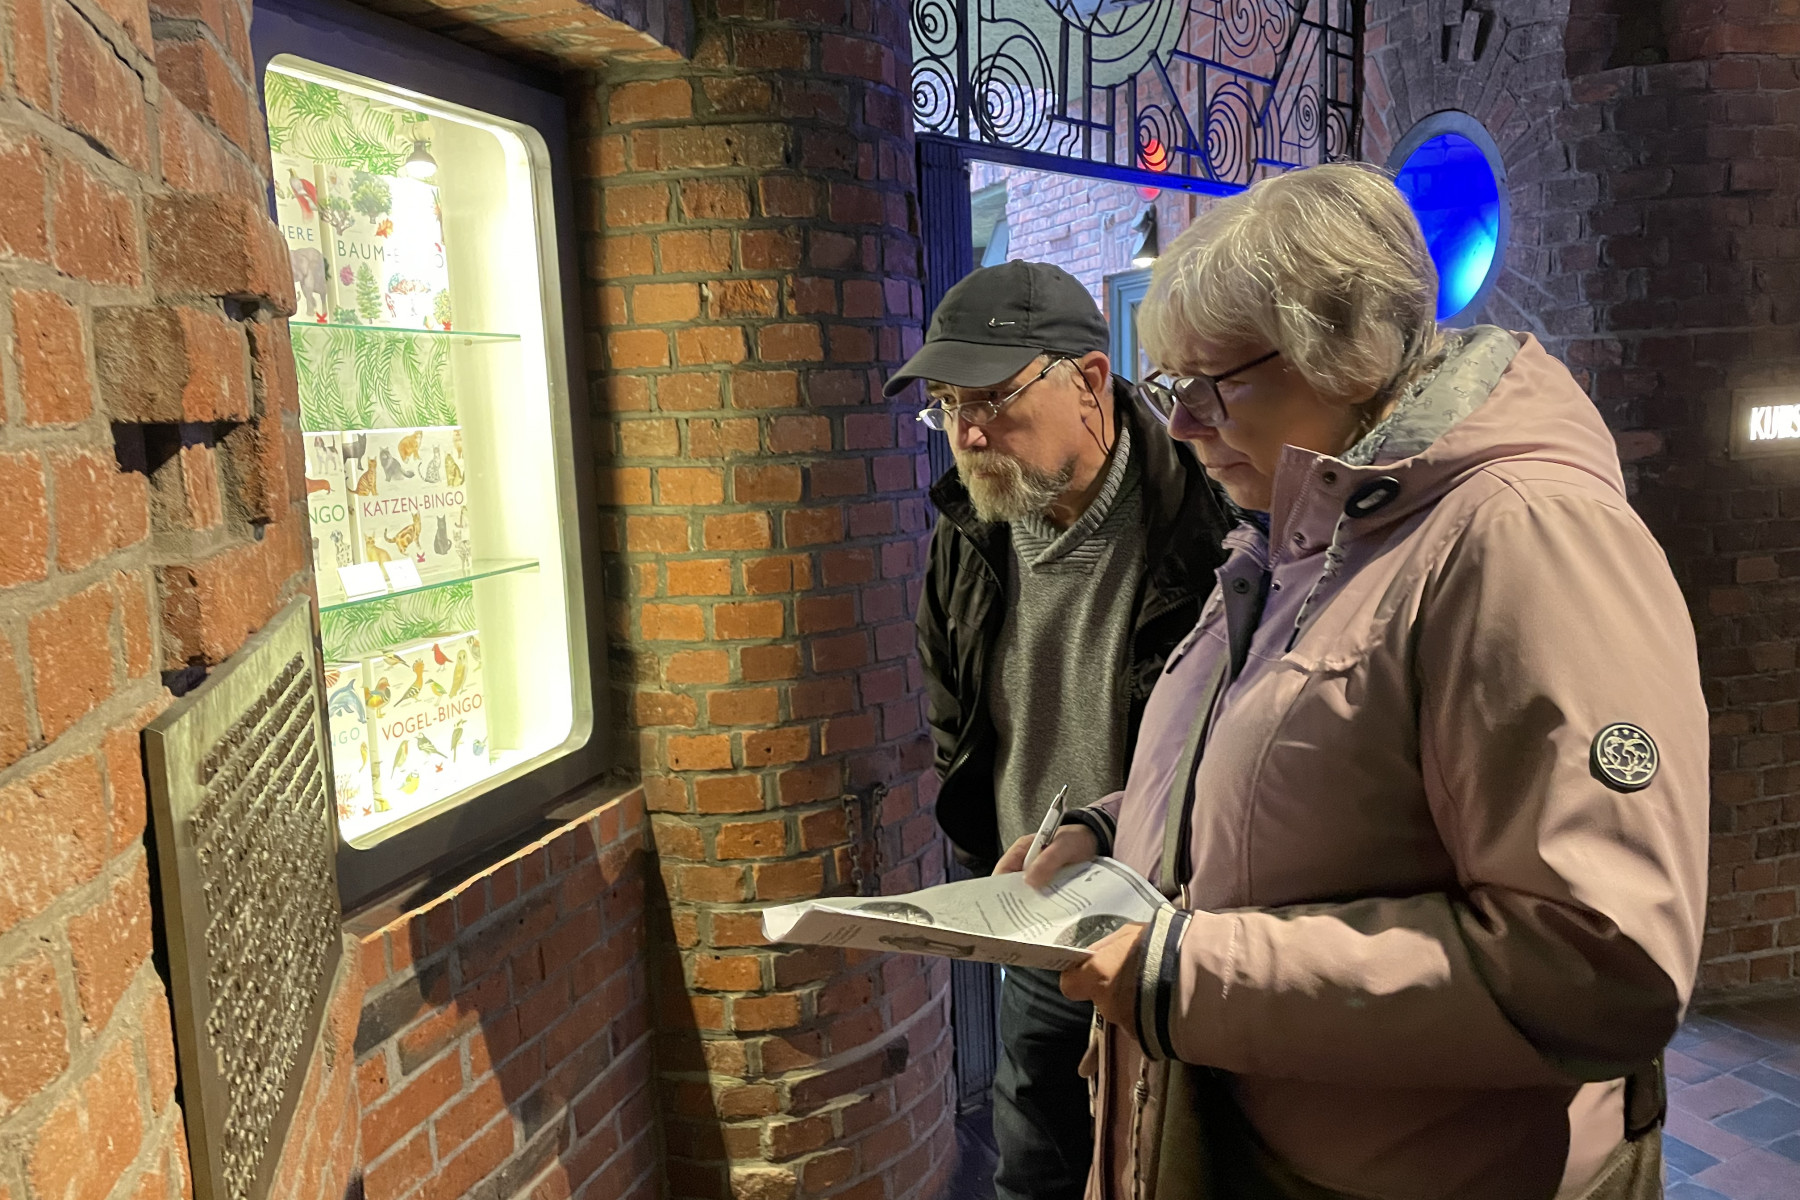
[
  {"left": 319, "top": 558, "right": 538, "bottom": 612},
  {"left": 294, "top": 321, "right": 521, "bottom": 342}
]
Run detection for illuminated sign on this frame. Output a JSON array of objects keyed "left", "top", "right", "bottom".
[{"left": 1732, "top": 388, "right": 1800, "bottom": 458}]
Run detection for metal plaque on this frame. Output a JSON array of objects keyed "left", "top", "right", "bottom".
[{"left": 145, "top": 598, "right": 343, "bottom": 1200}]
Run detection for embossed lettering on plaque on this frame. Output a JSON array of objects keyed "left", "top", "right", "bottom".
[{"left": 144, "top": 598, "right": 343, "bottom": 1200}]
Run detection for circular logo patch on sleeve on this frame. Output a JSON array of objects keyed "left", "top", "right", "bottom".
[{"left": 1591, "top": 723, "right": 1659, "bottom": 792}]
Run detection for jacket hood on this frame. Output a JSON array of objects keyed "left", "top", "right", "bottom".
[{"left": 1266, "top": 328, "right": 1628, "bottom": 558}]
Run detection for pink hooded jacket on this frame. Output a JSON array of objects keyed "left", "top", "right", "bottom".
[{"left": 1081, "top": 329, "right": 1708, "bottom": 1200}]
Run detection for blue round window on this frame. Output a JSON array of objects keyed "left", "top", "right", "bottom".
[{"left": 1389, "top": 114, "right": 1507, "bottom": 323}]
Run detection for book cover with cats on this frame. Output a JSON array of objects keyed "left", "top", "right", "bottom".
[{"left": 352, "top": 426, "right": 470, "bottom": 578}]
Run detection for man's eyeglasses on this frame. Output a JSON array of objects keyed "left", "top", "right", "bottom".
[
  {"left": 917, "top": 356, "right": 1065, "bottom": 432},
  {"left": 1132, "top": 349, "right": 1281, "bottom": 428}
]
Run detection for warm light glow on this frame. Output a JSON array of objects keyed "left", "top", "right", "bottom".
[
  {"left": 401, "top": 139, "right": 438, "bottom": 180},
  {"left": 1139, "top": 136, "right": 1169, "bottom": 173},
  {"left": 1748, "top": 404, "right": 1800, "bottom": 442}
]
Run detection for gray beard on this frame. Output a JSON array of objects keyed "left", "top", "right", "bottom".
[{"left": 955, "top": 450, "right": 1075, "bottom": 523}]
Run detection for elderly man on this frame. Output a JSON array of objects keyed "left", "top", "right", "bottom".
[{"left": 885, "top": 261, "right": 1229, "bottom": 1200}]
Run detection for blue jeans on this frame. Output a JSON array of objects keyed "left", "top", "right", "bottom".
[{"left": 993, "top": 965, "right": 1096, "bottom": 1200}]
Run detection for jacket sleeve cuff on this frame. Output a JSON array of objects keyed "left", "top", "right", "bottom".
[
  {"left": 1133, "top": 904, "right": 1190, "bottom": 1062},
  {"left": 1061, "top": 806, "right": 1117, "bottom": 856}
]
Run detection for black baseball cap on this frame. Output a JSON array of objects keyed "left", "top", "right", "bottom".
[{"left": 883, "top": 260, "right": 1110, "bottom": 398}]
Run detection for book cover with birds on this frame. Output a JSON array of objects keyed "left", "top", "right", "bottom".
[
  {"left": 323, "top": 661, "right": 377, "bottom": 839},
  {"left": 305, "top": 431, "right": 360, "bottom": 602},
  {"left": 364, "top": 631, "right": 488, "bottom": 824},
  {"left": 354, "top": 426, "right": 469, "bottom": 577},
  {"left": 273, "top": 153, "right": 330, "bottom": 323}
]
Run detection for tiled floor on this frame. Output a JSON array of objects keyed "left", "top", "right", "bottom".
[
  {"left": 1665, "top": 996, "right": 1800, "bottom": 1199},
  {"left": 943, "top": 995, "right": 1800, "bottom": 1200}
]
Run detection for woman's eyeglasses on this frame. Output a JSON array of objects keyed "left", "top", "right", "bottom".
[
  {"left": 1132, "top": 349, "right": 1281, "bottom": 428},
  {"left": 916, "top": 356, "right": 1065, "bottom": 432}
]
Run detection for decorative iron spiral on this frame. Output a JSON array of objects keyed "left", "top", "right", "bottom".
[
  {"left": 973, "top": 35, "right": 1054, "bottom": 149},
  {"left": 911, "top": 0, "right": 956, "bottom": 58},
  {"left": 1291, "top": 82, "right": 1321, "bottom": 153},
  {"left": 1205, "top": 80, "right": 1256, "bottom": 185},
  {"left": 1325, "top": 104, "right": 1351, "bottom": 161},
  {"left": 1136, "top": 104, "right": 1179, "bottom": 173},
  {"left": 1218, "top": 0, "right": 1262, "bottom": 57},
  {"left": 913, "top": 59, "right": 956, "bottom": 133}
]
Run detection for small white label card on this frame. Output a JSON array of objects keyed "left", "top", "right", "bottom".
[
  {"left": 382, "top": 560, "right": 423, "bottom": 592},
  {"left": 339, "top": 562, "right": 389, "bottom": 600}
]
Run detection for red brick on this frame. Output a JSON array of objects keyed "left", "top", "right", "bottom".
[
  {"left": 741, "top": 229, "right": 802, "bottom": 270},
  {"left": 666, "top": 648, "right": 729, "bottom": 683},
  {"left": 758, "top": 323, "right": 824, "bottom": 363},
  {"left": 716, "top": 818, "right": 786, "bottom": 860},
  {"left": 29, "top": 1036, "right": 141, "bottom": 1200},
  {"left": 732, "top": 369, "right": 799, "bottom": 410},
  {"left": 0, "top": 133, "right": 50, "bottom": 262},
  {"left": 155, "top": 36, "right": 254, "bottom": 155},
  {"left": 53, "top": 159, "right": 139, "bottom": 286},
  {"left": 0, "top": 952, "right": 68, "bottom": 1120},
  {"left": 659, "top": 229, "right": 733, "bottom": 273},
  {"left": 626, "top": 515, "right": 691, "bottom": 552},
  {"left": 434, "top": 1077, "right": 505, "bottom": 1155},
  {"left": 610, "top": 78, "right": 694, "bottom": 123},
  {"left": 11, "top": 0, "right": 52, "bottom": 111},
  {"left": 67, "top": 856, "right": 152, "bottom": 1029},
  {"left": 50, "top": 452, "right": 133, "bottom": 570},
  {"left": 668, "top": 734, "right": 733, "bottom": 771},
  {"left": 146, "top": 193, "right": 290, "bottom": 308},
  {"left": 711, "top": 278, "right": 779, "bottom": 318},
  {"left": 694, "top": 775, "right": 764, "bottom": 813},
  {"left": 156, "top": 530, "right": 297, "bottom": 667},
  {"left": 707, "top": 687, "right": 779, "bottom": 726},
  {"left": 93, "top": 305, "right": 249, "bottom": 422},
  {"left": 29, "top": 583, "right": 116, "bottom": 739},
  {"left": 361, "top": 1052, "right": 462, "bottom": 1159},
  {"left": 677, "top": 325, "right": 748, "bottom": 366},
  {"left": 759, "top": 176, "right": 817, "bottom": 218},
  {"left": 15, "top": 291, "right": 90, "bottom": 425},
  {"left": 666, "top": 559, "right": 732, "bottom": 596},
  {"left": 734, "top": 466, "right": 801, "bottom": 504},
  {"left": 607, "top": 183, "right": 672, "bottom": 228},
  {"left": 55, "top": 3, "right": 148, "bottom": 168},
  {"left": 741, "top": 727, "right": 810, "bottom": 767},
  {"left": 364, "top": 1131, "right": 432, "bottom": 1200},
  {"left": 632, "top": 691, "right": 698, "bottom": 727},
  {"left": 655, "top": 372, "right": 719, "bottom": 412},
  {"left": 714, "top": 601, "right": 784, "bottom": 640},
  {"left": 641, "top": 603, "right": 705, "bottom": 641},
  {"left": 783, "top": 507, "right": 843, "bottom": 546},
  {"left": 675, "top": 864, "right": 748, "bottom": 903},
  {"left": 659, "top": 466, "right": 726, "bottom": 506},
  {"left": 0, "top": 454, "right": 51, "bottom": 586},
  {"left": 740, "top": 644, "right": 802, "bottom": 682},
  {"left": 770, "top": 417, "right": 832, "bottom": 455},
  {"left": 733, "top": 992, "right": 803, "bottom": 1032},
  {"left": 704, "top": 512, "right": 773, "bottom": 550}
]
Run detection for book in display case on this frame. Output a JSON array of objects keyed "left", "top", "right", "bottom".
[{"left": 267, "top": 55, "right": 589, "bottom": 849}]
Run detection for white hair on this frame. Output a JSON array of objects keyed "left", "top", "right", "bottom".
[{"left": 1138, "top": 162, "right": 1444, "bottom": 402}]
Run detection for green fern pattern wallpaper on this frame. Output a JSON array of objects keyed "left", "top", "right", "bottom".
[
  {"left": 321, "top": 582, "right": 476, "bottom": 663},
  {"left": 292, "top": 324, "right": 459, "bottom": 432}
]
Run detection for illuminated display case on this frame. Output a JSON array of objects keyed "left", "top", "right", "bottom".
[{"left": 256, "top": 0, "right": 607, "bottom": 908}]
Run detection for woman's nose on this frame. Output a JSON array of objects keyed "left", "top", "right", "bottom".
[{"left": 1168, "top": 404, "right": 1212, "bottom": 443}]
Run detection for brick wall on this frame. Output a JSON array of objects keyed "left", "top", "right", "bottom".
[
  {"left": 968, "top": 158, "right": 1198, "bottom": 321},
  {"left": 0, "top": 0, "right": 307, "bottom": 1194},
  {"left": 578, "top": 0, "right": 958, "bottom": 1194},
  {"left": 348, "top": 787, "right": 654, "bottom": 1200},
  {"left": 1369, "top": 0, "right": 1800, "bottom": 997}
]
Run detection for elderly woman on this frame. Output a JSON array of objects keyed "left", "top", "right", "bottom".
[{"left": 997, "top": 163, "right": 1707, "bottom": 1199}]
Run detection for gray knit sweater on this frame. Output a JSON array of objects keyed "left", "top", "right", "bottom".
[{"left": 987, "top": 422, "right": 1147, "bottom": 849}]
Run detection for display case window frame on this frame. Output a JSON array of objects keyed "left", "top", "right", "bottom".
[{"left": 254, "top": 0, "right": 610, "bottom": 911}]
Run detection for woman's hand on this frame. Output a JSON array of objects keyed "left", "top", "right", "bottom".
[
  {"left": 1060, "top": 921, "right": 1148, "bottom": 1027},
  {"left": 992, "top": 824, "right": 1100, "bottom": 889}
]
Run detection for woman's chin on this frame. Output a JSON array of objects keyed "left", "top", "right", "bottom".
[{"left": 1207, "top": 465, "right": 1272, "bottom": 512}]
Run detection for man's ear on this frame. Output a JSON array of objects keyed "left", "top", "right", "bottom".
[{"left": 1077, "top": 350, "right": 1112, "bottom": 404}]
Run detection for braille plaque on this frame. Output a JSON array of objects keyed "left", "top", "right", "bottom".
[{"left": 144, "top": 598, "right": 343, "bottom": 1200}]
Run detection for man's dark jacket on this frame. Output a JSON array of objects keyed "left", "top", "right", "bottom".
[{"left": 916, "top": 379, "right": 1232, "bottom": 871}]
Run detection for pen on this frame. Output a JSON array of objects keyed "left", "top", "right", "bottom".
[{"left": 1021, "top": 784, "right": 1070, "bottom": 876}]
